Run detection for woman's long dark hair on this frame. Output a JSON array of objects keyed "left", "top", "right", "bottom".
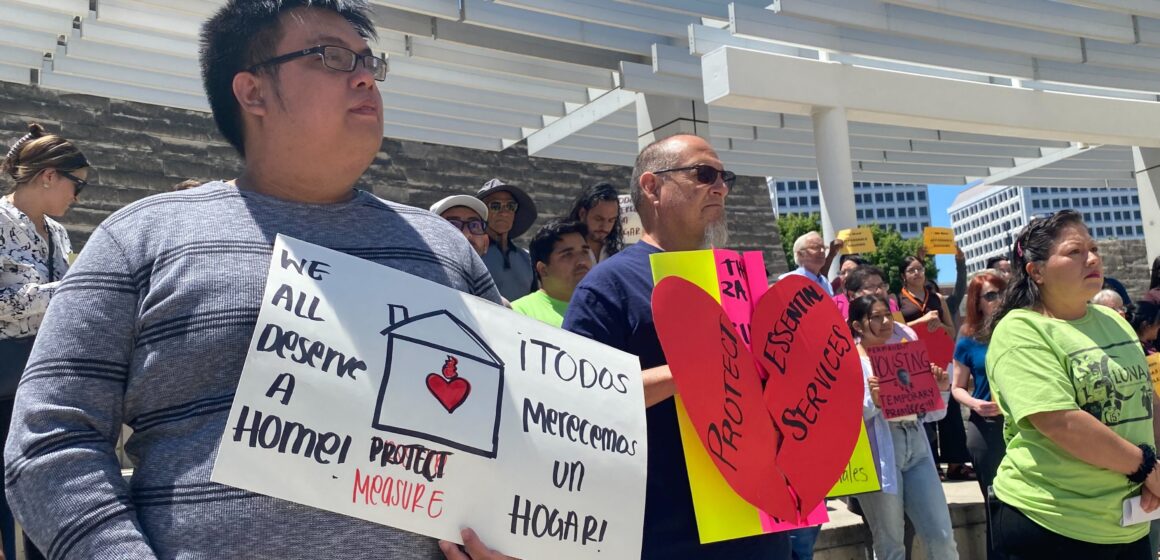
[
  {"left": 567, "top": 182, "right": 623, "bottom": 257},
  {"left": 981, "top": 210, "right": 1086, "bottom": 340},
  {"left": 848, "top": 293, "right": 890, "bottom": 339}
]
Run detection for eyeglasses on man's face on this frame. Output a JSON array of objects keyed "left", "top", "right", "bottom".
[
  {"left": 247, "top": 45, "right": 389, "bottom": 81},
  {"left": 58, "top": 170, "right": 87, "bottom": 196},
  {"left": 446, "top": 218, "right": 487, "bottom": 235},
  {"left": 652, "top": 164, "right": 737, "bottom": 189},
  {"left": 487, "top": 201, "right": 519, "bottom": 214}
]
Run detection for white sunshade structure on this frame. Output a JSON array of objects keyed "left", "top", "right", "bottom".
[{"left": 3, "top": 0, "right": 1160, "bottom": 252}]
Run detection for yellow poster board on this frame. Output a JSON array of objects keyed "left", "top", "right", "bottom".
[
  {"left": 828, "top": 423, "right": 881, "bottom": 497},
  {"left": 837, "top": 227, "right": 877, "bottom": 255},
  {"left": 922, "top": 227, "right": 957, "bottom": 255}
]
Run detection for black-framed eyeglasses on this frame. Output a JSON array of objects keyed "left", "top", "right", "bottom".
[
  {"left": 487, "top": 201, "right": 519, "bottom": 214},
  {"left": 58, "top": 170, "right": 87, "bottom": 196},
  {"left": 981, "top": 291, "right": 1002, "bottom": 302},
  {"left": 652, "top": 164, "right": 736, "bottom": 189},
  {"left": 247, "top": 45, "right": 389, "bottom": 81},
  {"left": 446, "top": 218, "right": 487, "bottom": 235}
]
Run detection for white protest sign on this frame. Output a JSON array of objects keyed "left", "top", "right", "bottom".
[
  {"left": 619, "top": 194, "right": 642, "bottom": 245},
  {"left": 211, "top": 235, "right": 647, "bottom": 559}
]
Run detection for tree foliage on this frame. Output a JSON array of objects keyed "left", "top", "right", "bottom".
[{"left": 776, "top": 214, "right": 937, "bottom": 294}]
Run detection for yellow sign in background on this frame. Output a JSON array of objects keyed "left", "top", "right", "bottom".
[
  {"left": 837, "top": 227, "right": 877, "bottom": 255},
  {"left": 923, "top": 227, "right": 957, "bottom": 255}
]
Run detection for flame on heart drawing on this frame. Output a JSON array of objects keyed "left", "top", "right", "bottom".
[{"left": 426, "top": 355, "right": 472, "bottom": 413}]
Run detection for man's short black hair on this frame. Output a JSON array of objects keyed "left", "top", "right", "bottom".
[
  {"left": 840, "top": 254, "right": 869, "bottom": 267},
  {"left": 984, "top": 255, "right": 1009, "bottom": 269},
  {"left": 529, "top": 219, "right": 589, "bottom": 269},
  {"left": 199, "top": 0, "right": 377, "bottom": 157}
]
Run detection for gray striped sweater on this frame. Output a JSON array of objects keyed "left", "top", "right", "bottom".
[{"left": 4, "top": 182, "right": 500, "bottom": 559}]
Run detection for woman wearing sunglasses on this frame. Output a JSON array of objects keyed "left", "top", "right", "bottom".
[
  {"left": 0, "top": 122, "right": 88, "bottom": 560},
  {"left": 951, "top": 270, "right": 1008, "bottom": 560},
  {"left": 987, "top": 210, "right": 1158, "bottom": 559}
]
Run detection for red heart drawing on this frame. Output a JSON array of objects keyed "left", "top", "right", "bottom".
[
  {"left": 751, "top": 274, "right": 864, "bottom": 517},
  {"left": 426, "top": 374, "right": 471, "bottom": 413},
  {"left": 653, "top": 277, "right": 797, "bottom": 520}
]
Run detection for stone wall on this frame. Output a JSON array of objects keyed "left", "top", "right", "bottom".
[
  {"left": 0, "top": 81, "right": 787, "bottom": 276},
  {"left": 1098, "top": 238, "right": 1151, "bottom": 301}
]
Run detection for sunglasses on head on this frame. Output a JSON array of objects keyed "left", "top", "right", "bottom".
[
  {"left": 487, "top": 201, "right": 519, "bottom": 213},
  {"left": 652, "top": 164, "right": 737, "bottom": 189},
  {"left": 58, "top": 170, "right": 87, "bottom": 196},
  {"left": 446, "top": 218, "right": 487, "bottom": 235}
]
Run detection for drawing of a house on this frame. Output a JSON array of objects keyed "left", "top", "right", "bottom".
[{"left": 374, "top": 305, "right": 504, "bottom": 458}]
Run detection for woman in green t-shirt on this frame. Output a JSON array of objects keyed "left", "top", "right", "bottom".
[{"left": 986, "top": 210, "right": 1160, "bottom": 559}]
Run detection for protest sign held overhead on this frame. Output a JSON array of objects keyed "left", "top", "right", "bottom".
[
  {"left": 867, "top": 341, "right": 946, "bottom": 419},
  {"left": 837, "top": 227, "right": 876, "bottom": 254},
  {"left": 212, "top": 235, "right": 648, "bottom": 560},
  {"left": 922, "top": 227, "right": 957, "bottom": 255}
]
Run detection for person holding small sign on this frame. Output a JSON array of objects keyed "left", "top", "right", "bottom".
[
  {"left": 3, "top": 2, "right": 511, "bottom": 559},
  {"left": 986, "top": 210, "right": 1159, "bottom": 559},
  {"left": 779, "top": 232, "right": 839, "bottom": 297},
  {"left": 848, "top": 294, "right": 958, "bottom": 560}
]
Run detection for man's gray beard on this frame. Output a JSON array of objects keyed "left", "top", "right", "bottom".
[{"left": 701, "top": 217, "right": 729, "bottom": 249}]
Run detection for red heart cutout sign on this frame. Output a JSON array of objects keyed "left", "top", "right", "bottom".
[
  {"left": 426, "top": 373, "right": 471, "bottom": 413},
  {"left": 751, "top": 275, "right": 864, "bottom": 517},
  {"left": 653, "top": 277, "right": 797, "bottom": 521}
]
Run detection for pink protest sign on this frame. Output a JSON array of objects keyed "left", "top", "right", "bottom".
[{"left": 867, "top": 341, "right": 946, "bottom": 419}]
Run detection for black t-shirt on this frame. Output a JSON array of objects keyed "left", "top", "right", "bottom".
[{"left": 563, "top": 241, "right": 790, "bottom": 559}]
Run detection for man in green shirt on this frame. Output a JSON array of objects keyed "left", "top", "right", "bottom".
[{"left": 512, "top": 220, "right": 594, "bottom": 327}]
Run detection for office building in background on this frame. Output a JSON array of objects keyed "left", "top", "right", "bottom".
[{"left": 949, "top": 183, "right": 1143, "bottom": 273}]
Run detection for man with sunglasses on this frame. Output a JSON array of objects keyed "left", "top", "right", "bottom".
[
  {"left": 476, "top": 178, "right": 538, "bottom": 302},
  {"left": 564, "top": 134, "right": 790, "bottom": 559},
  {"left": 430, "top": 194, "right": 490, "bottom": 258},
  {"left": 4, "top": 2, "right": 507, "bottom": 560}
]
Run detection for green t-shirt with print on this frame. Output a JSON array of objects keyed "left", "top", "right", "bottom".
[
  {"left": 511, "top": 290, "right": 569, "bottom": 328},
  {"left": 988, "top": 305, "right": 1154, "bottom": 544}
]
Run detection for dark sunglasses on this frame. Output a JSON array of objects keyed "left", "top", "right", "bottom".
[
  {"left": 446, "top": 218, "right": 487, "bottom": 235},
  {"left": 652, "top": 164, "right": 736, "bottom": 189},
  {"left": 487, "top": 201, "right": 519, "bottom": 213},
  {"left": 981, "top": 291, "right": 1002, "bottom": 302},
  {"left": 247, "top": 45, "right": 389, "bottom": 81},
  {"left": 58, "top": 170, "right": 87, "bottom": 196}
]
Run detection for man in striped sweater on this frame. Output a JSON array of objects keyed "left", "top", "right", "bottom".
[{"left": 4, "top": 1, "right": 509, "bottom": 558}]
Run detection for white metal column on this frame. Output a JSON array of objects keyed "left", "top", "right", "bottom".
[{"left": 811, "top": 106, "right": 857, "bottom": 276}]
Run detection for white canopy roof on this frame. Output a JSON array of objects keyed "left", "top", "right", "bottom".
[{"left": 3, "top": 0, "right": 1158, "bottom": 186}]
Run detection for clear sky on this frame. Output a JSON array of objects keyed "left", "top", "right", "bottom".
[{"left": 927, "top": 184, "right": 967, "bottom": 284}]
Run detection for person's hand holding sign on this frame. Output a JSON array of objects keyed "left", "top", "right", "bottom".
[
  {"left": 931, "top": 363, "right": 949, "bottom": 391},
  {"left": 439, "top": 529, "right": 519, "bottom": 560},
  {"left": 921, "top": 310, "right": 942, "bottom": 332},
  {"left": 868, "top": 376, "right": 882, "bottom": 408}
]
